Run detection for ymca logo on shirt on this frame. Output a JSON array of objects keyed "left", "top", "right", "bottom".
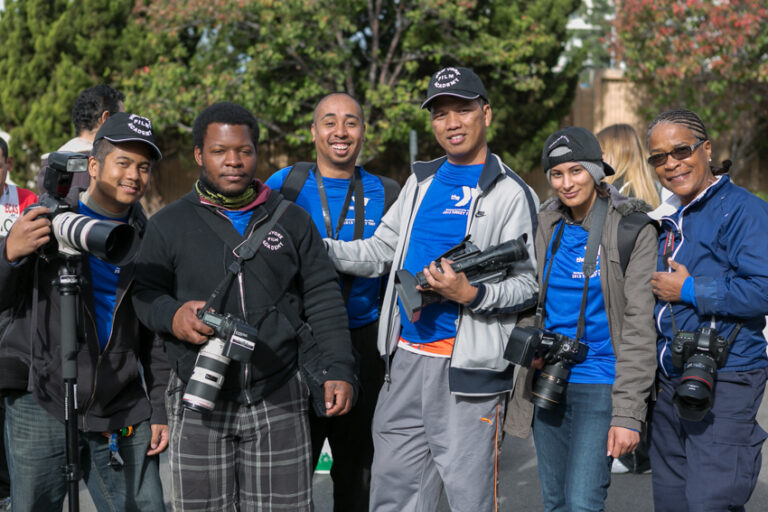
[{"left": 443, "top": 186, "right": 477, "bottom": 216}]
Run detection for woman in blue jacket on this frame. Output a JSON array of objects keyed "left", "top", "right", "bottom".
[{"left": 647, "top": 109, "right": 768, "bottom": 512}]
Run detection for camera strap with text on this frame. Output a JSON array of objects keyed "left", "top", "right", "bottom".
[{"left": 536, "top": 196, "right": 609, "bottom": 345}]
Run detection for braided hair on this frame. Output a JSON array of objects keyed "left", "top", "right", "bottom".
[{"left": 646, "top": 109, "right": 732, "bottom": 175}]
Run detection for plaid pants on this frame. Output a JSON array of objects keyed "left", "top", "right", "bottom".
[{"left": 166, "top": 371, "right": 312, "bottom": 511}]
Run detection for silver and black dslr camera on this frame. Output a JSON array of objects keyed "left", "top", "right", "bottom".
[
  {"left": 505, "top": 326, "right": 589, "bottom": 410},
  {"left": 182, "top": 311, "right": 260, "bottom": 412},
  {"left": 29, "top": 151, "right": 137, "bottom": 265},
  {"left": 670, "top": 325, "right": 730, "bottom": 421}
]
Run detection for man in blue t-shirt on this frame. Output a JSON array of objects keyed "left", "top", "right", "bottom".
[
  {"left": 266, "top": 92, "right": 399, "bottom": 512},
  {"left": 0, "top": 113, "right": 168, "bottom": 511}
]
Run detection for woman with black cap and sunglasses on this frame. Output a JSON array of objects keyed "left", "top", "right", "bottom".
[
  {"left": 506, "top": 126, "right": 658, "bottom": 511},
  {"left": 646, "top": 109, "right": 768, "bottom": 512}
]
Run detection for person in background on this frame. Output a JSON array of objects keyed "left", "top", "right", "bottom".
[
  {"left": 597, "top": 123, "right": 658, "bottom": 474},
  {"left": 38, "top": 84, "right": 125, "bottom": 192},
  {"left": 647, "top": 109, "right": 768, "bottom": 512},
  {"left": 0, "top": 135, "right": 37, "bottom": 510},
  {"left": 597, "top": 124, "right": 661, "bottom": 209},
  {"left": 506, "top": 126, "right": 657, "bottom": 512}
]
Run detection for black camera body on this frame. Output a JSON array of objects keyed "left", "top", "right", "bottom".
[
  {"left": 182, "top": 311, "right": 260, "bottom": 412},
  {"left": 670, "top": 325, "right": 730, "bottom": 421},
  {"left": 395, "top": 235, "right": 529, "bottom": 322},
  {"left": 505, "top": 326, "right": 588, "bottom": 410},
  {"left": 28, "top": 151, "right": 137, "bottom": 266}
]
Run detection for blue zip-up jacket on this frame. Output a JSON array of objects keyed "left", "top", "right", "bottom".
[{"left": 649, "top": 176, "right": 768, "bottom": 376}]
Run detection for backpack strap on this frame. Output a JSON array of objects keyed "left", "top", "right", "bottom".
[
  {"left": 280, "top": 162, "right": 314, "bottom": 202},
  {"left": 378, "top": 175, "right": 401, "bottom": 213},
  {"left": 618, "top": 212, "right": 657, "bottom": 275}
]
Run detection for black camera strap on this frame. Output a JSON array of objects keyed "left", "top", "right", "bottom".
[
  {"left": 313, "top": 166, "right": 365, "bottom": 302},
  {"left": 199, "top": 199, "right": 292, "bottom": 316},
  {"left": 536, "top": 196, "right": 609, "bottom": 345}
]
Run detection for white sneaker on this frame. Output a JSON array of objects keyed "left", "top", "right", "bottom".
[{"left": 611, "top": 458, "right": 631, "bottom": 474}]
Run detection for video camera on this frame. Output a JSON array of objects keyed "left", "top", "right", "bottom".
[
  {"left": 29, "top": 151, "right": 137, "bottom": 265},
  {"left": 395, "top": 235, "right": 529, "bottom": 322},
  {"left": 505, "top": 326, "right": 588, "bottom": 410},
  {"left": 182, "top": 310, "right": 260, "bottom": 412},
  {"left": 670, "top": 325, "right": 730, "bottom": 421}
]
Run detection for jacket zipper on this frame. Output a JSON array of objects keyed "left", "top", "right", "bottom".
[{"left": 80, "top": 305, "right": 104, "bottom": 430}]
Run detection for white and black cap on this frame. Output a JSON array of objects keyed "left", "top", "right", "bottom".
[
  {"left": 422, "top": 66, "right": 488, "bottom": 109},
  {"left": 94, "top": 112, "right": 162, "bottom": 161}
]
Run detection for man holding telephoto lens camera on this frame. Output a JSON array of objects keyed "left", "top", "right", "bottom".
[
  {"left": 0, "top": 112, "right": 168, "bottom": 511},
  {"left": 132, "top": 102, "right": 357, "bottom": 511}
]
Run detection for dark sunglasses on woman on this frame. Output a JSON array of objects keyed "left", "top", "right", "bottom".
[{"left": 647, "top": 139, "right": 706, "bottom": 167}]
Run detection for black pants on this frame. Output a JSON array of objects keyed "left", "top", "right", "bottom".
[{"left": 310, "top": 321, "right": 383, "bottom": 512}]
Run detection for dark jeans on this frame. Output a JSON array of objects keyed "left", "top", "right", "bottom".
[
  {"left": 649, "top": 369, "right": 768, "bottom": 512},
  {"left": 310, "top": 321, "right": 383, "bottom": 512},
  {"left": 533, "top": 383, "right": 613, "bottom": 512},
  {"left": 5, "top": 392, "right": 164, "bottom": 512}
]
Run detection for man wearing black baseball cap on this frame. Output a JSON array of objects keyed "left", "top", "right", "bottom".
[
  {"left": 324, "top": 66, "right": 540, "bottom": 511},
  {"left": 0, "top": 113, "right": 169, "bottom": 511}
]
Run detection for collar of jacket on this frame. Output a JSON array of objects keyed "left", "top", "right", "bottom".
[
  {"left": 411, "top": 147, "right": 503, "bottom": 192},
  {"left": 648, "top": 174, "right": 729, "bottom": 221},
  {"left": 540, "top": 183, "right": 652, "bottom": 231}
]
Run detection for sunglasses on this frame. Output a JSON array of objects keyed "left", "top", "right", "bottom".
[{"left": 647, "top": 139, "right": 706, "bottom": 167}]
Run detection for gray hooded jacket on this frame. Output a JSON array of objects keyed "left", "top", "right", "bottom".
[{"left": 325, "top": 149, "right": 539, "bottom": 395}]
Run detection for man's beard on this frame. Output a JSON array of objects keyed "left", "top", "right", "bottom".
[{"left": 199, "top": 168, "right": 247, "bottom": 197}]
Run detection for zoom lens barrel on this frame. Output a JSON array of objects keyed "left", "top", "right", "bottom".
[
  {"left": 51, "top": 212, "right": 137, "bottom": 265},
  {"left": 182, "top": 338, "right": 231, "bottom": 413}
]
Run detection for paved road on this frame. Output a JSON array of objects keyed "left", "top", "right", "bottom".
[{"left": 72, "top": 390, "right": 768, "bottom": 511}]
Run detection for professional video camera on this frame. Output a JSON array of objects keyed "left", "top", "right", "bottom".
[
  {"left": 182, "top": 310, "right": 260, "bottom": 412},
  {"left": 670, "top": 324, "right": 730, "bottom": 421},
  {"left": 29, "top": 151, "right": 137, "bottom": 265},
  {"left": 505, "top": 326, "right": 588, "bottom": 410},
  {"left": 394, "top": 235, "right": 529, "bottom": 322}
]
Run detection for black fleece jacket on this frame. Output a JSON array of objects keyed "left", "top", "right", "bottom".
[
  {"left": 132, "top": 185, "right": 355, "bottom": 404},
  {"left": 0, "top": 189, "right": 170, "bottom": 432}
]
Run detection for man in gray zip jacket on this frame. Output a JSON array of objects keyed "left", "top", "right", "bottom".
[{"left": 324, "top": 67, "right": 539, "bottom": 512}]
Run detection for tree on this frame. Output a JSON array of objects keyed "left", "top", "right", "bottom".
[
  {"left": 613, "top": 0, "right": 768, "bottom": 170},
  {"left": 126, "top": 0, "right": 583, "bottom": 177},
  {"left": 0, "top": 0, "right": 147, "bottom": 183}
]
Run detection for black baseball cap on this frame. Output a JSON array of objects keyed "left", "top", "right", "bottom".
[
  {"left": 541, "top": 126, "right": 614, "bottom": 176},
  {"left": 422, "top": 66, "right": 488, "bottom": 109},
  {"left": 94, "top": 112, "right": 162, "bottom": 161}
]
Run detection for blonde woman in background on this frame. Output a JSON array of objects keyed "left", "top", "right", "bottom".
[{"left": 598, "top": 124, "right": 661, "bottom": 208}]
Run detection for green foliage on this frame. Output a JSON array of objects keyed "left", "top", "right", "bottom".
[
  {"left": 127, "top": 0, "right": 582, "bottom": 174},
  {"left": 0, "top": 0, "right": 139, "bottom": 182},
  {"left": 0, "top": 0, "right": 583, "bottom": 185},
  {"left": 613, "top": 0, "right": 768, "bottom": 169}
]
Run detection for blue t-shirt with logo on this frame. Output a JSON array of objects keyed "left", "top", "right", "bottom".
[
  {"left": 399, "top": 160, "right": 483, "bottom": 344},
  {"left": 543, "top": 221, "right": 615, "bottom": 384},
  {"left": 79, "top": 202, "right": 127, "bottom": 352},
  {"left": 266, "top": 165, "right": 387, "bottom": 328}
]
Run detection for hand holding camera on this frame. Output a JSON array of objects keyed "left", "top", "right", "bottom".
[{"left": 4, "top": 206, "right": 52, "bottom": 262}]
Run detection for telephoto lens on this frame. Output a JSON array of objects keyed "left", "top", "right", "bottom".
[
  {"left": 51, "top": 211, "right": 137, "bottom": 265},
  {"left": 182, "top": 338, "right": 231, "bottom": 412}
]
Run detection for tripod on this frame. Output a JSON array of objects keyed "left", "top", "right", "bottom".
[{"left": 55, "top": 257, "right": 81, "bottom": 512}]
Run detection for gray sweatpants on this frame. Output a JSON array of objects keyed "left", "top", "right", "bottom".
[{"left": 369, "top": 349, "right": 506, "bottom": 512}]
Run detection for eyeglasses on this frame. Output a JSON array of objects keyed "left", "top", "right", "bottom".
[{"left": 647, "top": 139, "right": 706, "bottom": 167}]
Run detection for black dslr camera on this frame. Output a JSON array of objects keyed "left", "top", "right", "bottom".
[
  {"left": 29, "top": 151, "right": 137, "bottom": 265},
  {"left": 670, "top": 325, "right": 730, "bottom": 421},
  {"left": 395, "top": 235, "right": 529, "bottom": 321},
  {"left": 505, "top": 326, "right": 589, "bottom": 410},
  {"left": 182, "top": 311, "right": 260, "bottom": 412}
]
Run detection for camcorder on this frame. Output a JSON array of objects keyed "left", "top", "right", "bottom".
[
  {"left": 182, "top": 310, "right": 260, "bottom": 412},
  {"left": 670, "top": 325, "right": 730, "bottom": 421},
  {"left": 28, "top": 151, "right": 137, "bottom": 265},
  {"left": 505, "top": 326, "right": 589, "bottom": 410},
  {"left": 394, "top": 235, "right": 529, "bottom": 322}
]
